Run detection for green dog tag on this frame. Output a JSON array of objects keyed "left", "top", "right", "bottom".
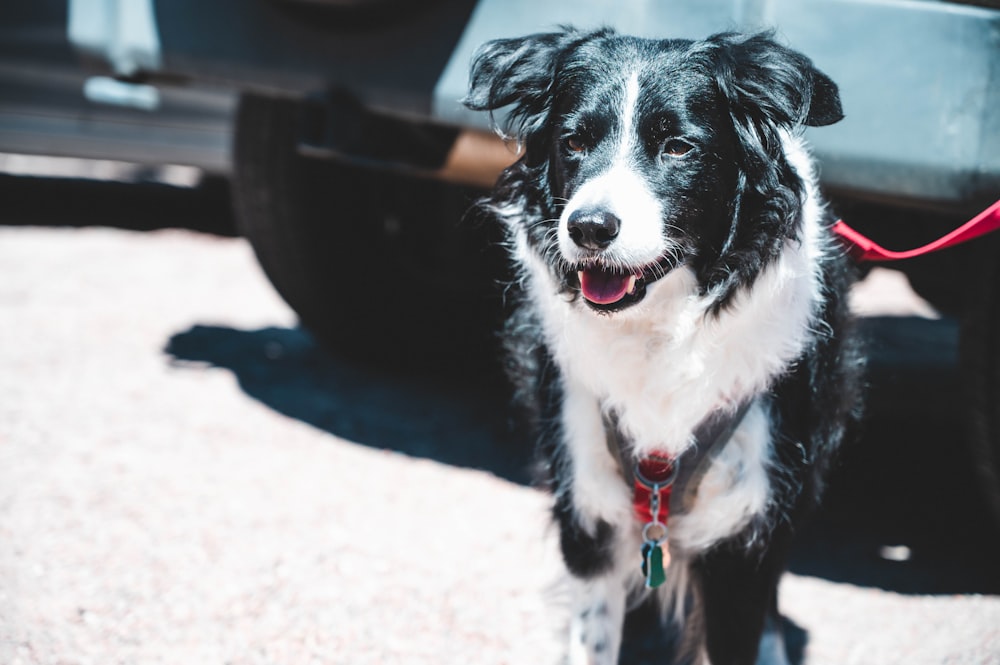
[{"left": 641, "top": 541, "right": 667, "bottom": 588}]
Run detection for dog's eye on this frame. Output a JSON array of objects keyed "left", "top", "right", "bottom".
[
  {"left": 662, "top": 139, "right": 693, "bottom": 157},
  {"left": 566, "top": 135, "right": 587, "bottom": 154}
]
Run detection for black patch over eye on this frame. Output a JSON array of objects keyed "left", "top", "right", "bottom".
[{"left": 662, "top": 139, "right": 693, "bottom": 157}]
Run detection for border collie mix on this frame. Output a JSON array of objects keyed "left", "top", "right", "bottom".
[{"left": 465, "top": 29, "right": 863, "bottom": 665}]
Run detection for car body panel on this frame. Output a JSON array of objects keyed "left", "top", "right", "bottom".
[
  {"left": 434, "top": 0, "right": 1000, "bottom": 208},
  {"left": 1, "top": 0, "right": 997, "bottom": 207}
]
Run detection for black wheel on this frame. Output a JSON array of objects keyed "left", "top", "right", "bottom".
[
  {"left": 961, "top": 235, "right": 1000, "bottom": 530},
  {"left": 231, "top": 93, "right": 504, "bottom": 374}
]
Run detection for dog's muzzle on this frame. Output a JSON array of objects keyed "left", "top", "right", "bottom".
[{"left": 563, "top": 209, "right": 679, "bottom": 312}]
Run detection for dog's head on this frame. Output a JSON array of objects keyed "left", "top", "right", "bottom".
[{"left": 465, "top": 29, "right": 842, "bottom": 313}]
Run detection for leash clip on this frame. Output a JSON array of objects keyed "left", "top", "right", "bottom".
[{"left": 634, "top": 459, "right": 677, "bottom": 589}]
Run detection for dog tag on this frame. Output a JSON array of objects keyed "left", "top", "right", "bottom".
[{"left": 641, "top": 541, "right": 668, "bottom": 588}]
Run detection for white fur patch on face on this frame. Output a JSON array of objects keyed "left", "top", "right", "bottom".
[
  {"left": 557, "top": 72, "right": 671, "bottom": 270},
  {"left": 558, "top": 165, "right": 667, "bottom": 269},
  {"left": 617, "top": 71, "right": 641, "bottom": 163}
]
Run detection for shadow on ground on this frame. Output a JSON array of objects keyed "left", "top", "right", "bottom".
[
  {"left": 166, "top": 316, "right": 1000, "bottom": 598},
  {"left": 165, "top": 324, "right": 532, "bottom": 484}
]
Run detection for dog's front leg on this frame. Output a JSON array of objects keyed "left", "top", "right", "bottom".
[
  {"left": 552, "top": 487, "right": 631, "bottom": 665},
  {"left": 692, "top": 526, "right": 793, "bottom": 665},
  {"left": 556, "top": 381, "right": 635, "bottom": 665}
]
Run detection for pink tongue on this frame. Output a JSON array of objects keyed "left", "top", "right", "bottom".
[{"left": 579, "top": 269, "right": 633, "bottom": 305}]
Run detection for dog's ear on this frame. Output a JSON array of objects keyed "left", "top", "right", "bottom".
[
  {"left": 697, "top": 33, "right": 842, "bottom": 311},
  {"left": 463, "top": 29, "right": 583, "bottom": 139},
  {"left": 464, "top": 32, "right": 565, "bottom": 113},
  {"left": 804, "top": 69, "right": 843, "bottom": 127},
  {"left": 711, "top": 32, "right": 843, "bottom": 129}
]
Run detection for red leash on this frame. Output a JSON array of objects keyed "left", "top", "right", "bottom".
[{"left": 833, "top": 199, "right": 1000, "bottom": 262}]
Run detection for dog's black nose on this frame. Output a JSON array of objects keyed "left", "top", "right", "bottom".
[{"left": 567, "top": 210, "right": 621, "bottom": 250}]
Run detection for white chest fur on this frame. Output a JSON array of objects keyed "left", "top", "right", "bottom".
[{"left": 519, "top": 228, "right": 822, "bottom": 458}]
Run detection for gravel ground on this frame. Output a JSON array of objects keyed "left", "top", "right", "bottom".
[{"left": 2, "top": 208, "right": 999, "bottom": 663}]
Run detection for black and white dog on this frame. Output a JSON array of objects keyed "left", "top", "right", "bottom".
[{"left": 465, "top": 29, "right": 863, "bottom": 665}]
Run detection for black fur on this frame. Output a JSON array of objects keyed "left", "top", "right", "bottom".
[{"left": 466, "top": 28, "right": 863, "bottom": 665}]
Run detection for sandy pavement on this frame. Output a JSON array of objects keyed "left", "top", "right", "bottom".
[{"left": 1, "top": 224, "right": 998, "bottom": 664}]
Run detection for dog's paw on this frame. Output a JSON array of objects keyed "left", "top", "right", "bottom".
[{"left": 567, "top": 597, "right": 624, "bottom": 665}]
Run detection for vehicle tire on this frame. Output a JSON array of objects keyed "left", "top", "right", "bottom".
[
  {"left": 960, "top": 235, "right": 1000, "bottom": 531},
  {"left": 231, "top": 93, "right": 504, "bottom": 374}
]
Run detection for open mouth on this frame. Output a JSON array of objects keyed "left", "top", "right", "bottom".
[{"left": 572, "top": 258, "right": 676, "bottom": 312}]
